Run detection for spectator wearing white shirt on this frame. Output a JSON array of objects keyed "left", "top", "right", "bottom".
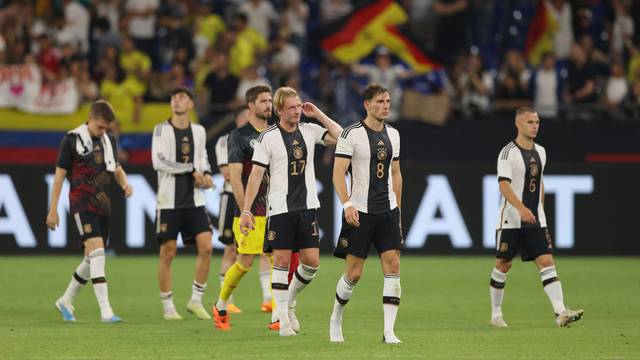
[
  {"left": 125, "top": 0, "right": 159, "bottom": 55},
  {"left": 269, "top": 34, "right": 301, "bottom": 87},
  {"left": 605, "top": 61, "right": 629, "bottom": 109},
  {"left": 531, "top": 52, "right": 562, "bottom": 119},
  {"left": 239, "top": 0, "right": 278, "bottom": 38}
]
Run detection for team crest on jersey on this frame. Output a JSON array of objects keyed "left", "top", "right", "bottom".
[
  {"left": 250, "top": 139, "right": 258, "bottom": 148},
  {"left": 83, "top": 223, "right": 93, "bottom": 234},
  {"left": 224, "top": 229, "right": 233, "bottom": 238},
  {"left": 529, "top": 158, "right": 539, "bottom": 176},
  {"left": 293, "top": 147, "right": 304, "bottom": 160},
  {"left": 93, "top": 145, "right": 103, "bottom": 164},
  {"left": 268, "top": 230, "right": 276, "bottom": 241},
  {"left": 499, "top": 242, "right": 509, "bottom": 252},
  {"left": 181, "top": 142, "right": 191, "bottom": 155},
  {"left": 338, "top": 237, "right": 349, "bottom": 248},
  {"left": 377, "top": 148, "right": 388, "bottom": 161}
]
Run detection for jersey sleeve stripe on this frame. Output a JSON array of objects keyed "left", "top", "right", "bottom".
[
  {"left": 321, "top": 130, "right": 329, "bottom": 140},
  {"left": 340, "top": 123, "right": 362, "bottom": 139},
  {"left": 252, "top": 160, "right": 268, "bottom": 168},
  {"left": 498, "top": 176, "right": 511, "bottom": 182},
  {"left": 335, "top": 153, "right": 352, "bottom": 159},
  {"left": 257, "top": 125, "right": 278, "bottom": 142}
]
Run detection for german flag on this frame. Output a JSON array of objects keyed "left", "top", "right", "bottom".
[
  {"left": 524, "top": 0, "right": 558, "bottom": 66},
  {"left": 320, "top": 0, "right": 441, "bottom": 73}
]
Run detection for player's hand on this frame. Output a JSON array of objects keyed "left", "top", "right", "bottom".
[
  {"left": 122, "top": 184, "right": 133, "bottom": 198},
  {"left": 192, "top": 171, "right": 204, "bottom": 187},
  {"left": 301, "top": 102, "right": 320, "bottom": 118},
  {"left": 201, "top": 175, "right": 214, "bottom": 189},
  {"left": 46, "top": 210, "right": 59, "bottom": 230},
  {"left": 344, "top": 206, "right": 360, "bottom": 227},
  {"left": 519, "top": 207, "right": 536, "bottom": 224},
  {"left": 239, "top": 211, "right": 255, "bottom": 235}
]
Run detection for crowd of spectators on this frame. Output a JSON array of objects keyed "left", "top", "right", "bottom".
[{"left": 1, "top": 0, "right": 640, "bottom": 128}]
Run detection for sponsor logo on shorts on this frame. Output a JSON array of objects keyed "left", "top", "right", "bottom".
[
  {"left": 339, "top": 237, "right": 349, "bottom": 248},
  {"left": 545, "top": 228, "right": 552, "bottom": 249},
  {"left": 160, "top": 223, "right": 168, "bottom": 233},
  {"left": 268, "top": 230, "right": 276, "bottom": 241},
  {"left": 83, "top": 223, "right": 93, "bottom": 234},
  {"left": 499, "top": 242, "right": 509, "bottom": 252},
  {"left": 224, "top": 229, "right": 233, "bottom": 238}
]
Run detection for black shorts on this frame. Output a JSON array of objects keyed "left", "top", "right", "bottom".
[
  {"left": 495, "top": 227, "right": 553, "bottom": 262},
  {"left": 73, "top": 212, "right": 109, "bottom": 243},
  {"left": 334, "top": 208, "right": 403, "bottom": 259},
  {"left": 156, "top": 206, "right": 212, "bottom": 245},
  {"left": 217, "top": 192, "right": 236, "bottom": 245},
  {"left": 265, "top": 209, "right": 320, "bottom": 252}
]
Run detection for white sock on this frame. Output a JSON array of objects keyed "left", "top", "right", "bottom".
[
  {"left": 490, "top": 267, "right": 507, "bottom": 318},
  {"left": 190, "top": 281, "right": 206, "bottom": 304},
  {"left": 272, "top": 266, "right": 289, "bottom": 326},
  {"left": 540, "top": 266, "right": 567, "bottom": 315},
  {"left": 288, "top": 263, "right": 318, "bottom": 304},
  {"left": 382, "top": 274, "right": 401, "bottom": 336},
  {"left": 89, "top": 248, "right": 114, "bottom": 319},
  {"left": 160, "top": 291, "right": 177, "bottom": 314},
  {"left": 219, "top": 274, "right": 235, "bottom": 304},
  {"left": 61, "top": 257, "right": 90, "bottom": 303},
  {"left": 259, "top": 270, "right": 272, "bottom": 303},
  {"left": 331, "top": 274, "right": 356, "bottom": 322}
]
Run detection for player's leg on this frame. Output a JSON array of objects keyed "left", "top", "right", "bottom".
[
  {"left": 158, "top": 240, "right": 182, "bottom": 320},
  {"left": 490, "top": 229, "right": 519, "bottom": 327},
  {"left": 287, "top": 210, "right": 322, "bottom": 332},
  {"left": 156, "top": 208, "right": 183, "bottom": 320},
  {"left": 380, "top": 249, "right": 401, "bottom": 344},
  {"left": 186, "top": 230, "right": 213, "bottom": 320},
  {"left": 55, "top": 253, "right": 90, "bottom": 321},
  {"left": 220, "top": 244, "right": 242, "bottom": 313},
  {"left": 84, "top": 236, "right": 120, "bottom": 322},
  {"left": 527, "top": 228, "right": 583, "bottom": 327},
  {"left": 272, "top": 248, "right": 295, "bottom": 336},
  {"left": 330, "top": 255, "right": 364, "bottom": 342},
  {"left": 258, "top": 253, "right": 273, "bottom": 312}
]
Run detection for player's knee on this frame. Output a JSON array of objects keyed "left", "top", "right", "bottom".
[
  {"left": 495, "top": 259, "right": 512, "bottom": 273},
  {"left": 346, "top": 268, "right": 362, "bottom": 283},
  {"left": 160, "top": 250, "right": 176, "bottom": 264},
  {"left": 536, "top": 255, "right": 554, "bottom": 268},
  {"left": 303, "top": 258, "right": 319, "bottom": 268},
  {"left": 198, "top": 243, "right": 212, "bottom": 257}
]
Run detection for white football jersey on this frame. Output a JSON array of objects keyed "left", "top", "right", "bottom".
[
  {"left": 252, "top": 122, "right": 328, "bottom": 216},
  {"left": 334, "top": 121, "right": 400, "bottom": 214},
  {"left": 496, "top": 141, "right": 547, "bottom": 229}
]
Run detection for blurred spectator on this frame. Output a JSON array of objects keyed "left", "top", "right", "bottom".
[
  {"left": 70, "top": 58, "right": 99, "bottom": 103},
  {"left": 192, "top": 0, "right": 226, "bottom": 57},
  {"left": 202, "top": 51, "right": 239, "bottom": 127},
  {"left": 100, "top": 62, "right": 144, "bottom": 124},
  {"left": 564, "top": 43, "right": 598, "bottom": 105},
  {"left": 604, "top": 60, "right": 628, "bottom": 110},
  {"left": 124, "top": 0, "right": 159, "bottom": 55},
  {"left": 547, "top": 0, "right": 573, "bottom": 61},
  {"left": 320, "top": 0, "right": 353, "bottom": 25},
  {"left": 109, "top": 120, "right": 129, "bottom": 164},
  {"left": 495, "top": 49, "right": 531, "bottom": 109},
  {"left": 531, "top": 52, "right": 562, "bottom": 119},
  {"left": 119, "top": 35, "right": 151, "bottom": 96},
  {"left": 36, "top": 34, "right": 61, "bottom": 84},
  {"left": 236, "top": 64, "right": 271, "bottom": 104},
  {"left": 433, "top": 0, "right": 470, "bottom": 64},
  {"left": 94, "top": 0, "right": 121, "bottom": 36},
  {"left": 281, "top": 0, "right": 309, "bottom": 52},
  {"left": 150, "top": 63, "right": 193, "bottom": 101},
  {"left": 351, "top": 47, "right": 412, "bottom": 121},
  {"left": 321, "top": 63, "right": 361, "bottom": 128},
  {"left": 458, "top": 53, "right": 493, "bottom": 116},
  {"left": 578, "top": 34, "right": 609, "bottom": 78},
  {"left": 628, "top": 46, "right": 640, "bottom": 83},
  {"left": 239, "top": 0, "right": 279, "bottom": 38},
  {"left": 92, "top": 17, "right": 121, "bottom": 64},
  {"left": 61, "top": 0, "right": 90, "bottom": 54},
  {"left": 269, "top": 33, "right": 300, "bottom": 87},
  {"left": 610, "top": 0, "right": 634, "bottom": 59},
  {"left": 157, "top": 7, "right": 194, "bottom": 72},
  {"left": 231, "top": 13, "right": 268, "bottom": 64}
]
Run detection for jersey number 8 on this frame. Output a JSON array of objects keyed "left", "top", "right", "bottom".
[{"left": 376, "top": 163, "right": 385, "bottom": 179}]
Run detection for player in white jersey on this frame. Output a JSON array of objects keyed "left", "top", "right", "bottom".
[
  {"left": 239, "top": 87, "right": 343, "bottom": 336},
  {"left": 329, "top": 84, "right": 403, "bottom": 344},
  {"left": 152, "top": 87, "right": 214, "bottom": 321},
  {"left": 489, "top": 106, "right": 583, "bottom": 328}
]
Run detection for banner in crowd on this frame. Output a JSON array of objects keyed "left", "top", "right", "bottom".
[
  {"left": 1, "top": 163, "right": 637, "bottom": 255},
  {"left": 0, "top": 64, "right": 78, "bottom": 114}
]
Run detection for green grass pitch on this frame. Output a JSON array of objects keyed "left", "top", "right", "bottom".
[{"left": 1, "top": 255, "right": 638, "bottom": 359}]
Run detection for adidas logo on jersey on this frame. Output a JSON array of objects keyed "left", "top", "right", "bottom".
[
  {"left": 377, "top": 140, "right": 385, "bottom": 146},
  {"left": 182, "top": 136, "right": 189, "bottom": 141},
  {"left": 293, "top": 140, "right": 299, "bottom": 145}
]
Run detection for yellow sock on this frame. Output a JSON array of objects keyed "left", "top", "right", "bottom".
[{"left": 220, "top": 261, "right": 249, "bottom": 302}]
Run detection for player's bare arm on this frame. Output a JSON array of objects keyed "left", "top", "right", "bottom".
[
  {"left": 333, "top": 156, "right": 360, "bottom": 227},
  {"left": 239, "top": 165, "right": 266, "bottom": 235},
  {"left": 499, "top": 179, "right": 536, "bottom": 224},
  {"left": 219, "top": 164, "right": 230, "bottom": 181},
  {"left": 114, "top": 165, "right": 133, "bottom": 198},
  {"left": 301, "top": 102, "right": 343, "bottom": 145},
  {"left": 46, "top": 166, "right": 67, "bottom": 230},
  {"left": 228, "top": 163, "right": 245, "bottom": 209}
]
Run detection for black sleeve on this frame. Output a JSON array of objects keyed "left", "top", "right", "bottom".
[
  {"left": 56, "top": 134, "right": 75, "bottom": 171},
  {"left": 227, "top": 130, "right": 245, "bottom": 164},
  {"left": 108, "top": 133, "right": 120, "bottom": 166}
]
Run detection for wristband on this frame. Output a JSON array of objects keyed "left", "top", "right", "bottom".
[
  {"left": 342, "top": 201, "right": 353, "bottom": 210},
  {"left": 241, "top": 210, "right": 253, "bottom": 217}
]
